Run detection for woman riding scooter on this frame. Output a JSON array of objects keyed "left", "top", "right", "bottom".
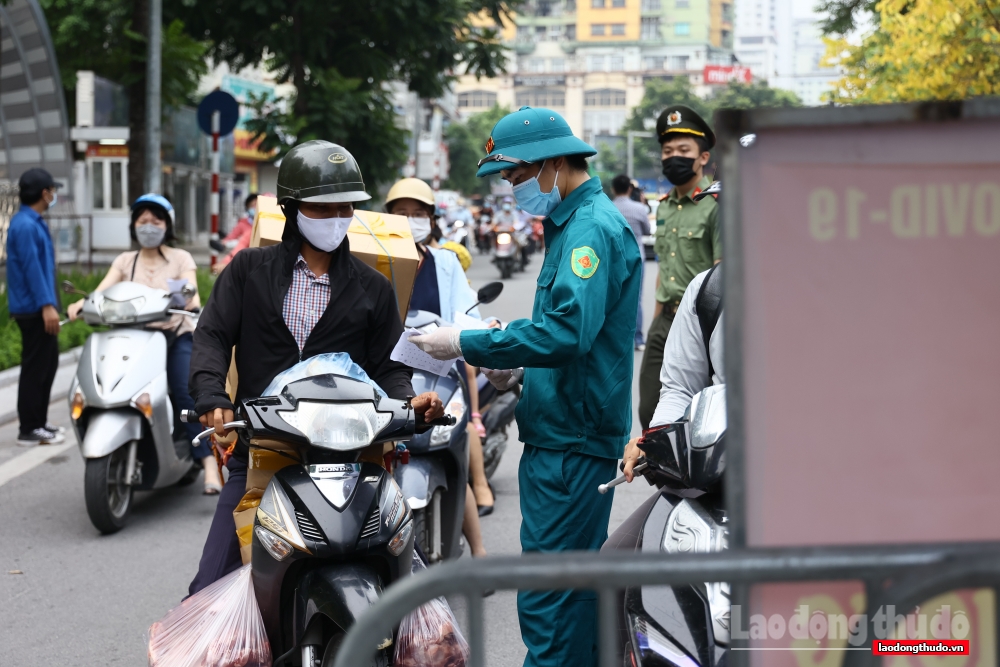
[
  {"left": 385, "top": 178, "right": 496, "bottom": 552},
  {"left": 67, "top": 194, "right": 224, "bottom": 495}
]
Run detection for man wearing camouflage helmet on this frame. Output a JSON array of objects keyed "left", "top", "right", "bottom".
[
  {"left": 186, "top": 140, "right": 444, "bottom": 594},
  {"left": 410, "top": 107, "right": 642, "bottom": 667}
]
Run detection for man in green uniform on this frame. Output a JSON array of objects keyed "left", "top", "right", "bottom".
[
  {"left": 637, "top": 105, "right": 722, "bottom": 429},
  {"left": 411, "top": 106, "right": 642, "bottom": 667}
]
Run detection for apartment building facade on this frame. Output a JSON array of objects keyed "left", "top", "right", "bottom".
[{"left": 454, "top": 0, "right": 734, "bottom": 144}]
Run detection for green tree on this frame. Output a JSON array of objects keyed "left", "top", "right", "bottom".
[
  {"left": 179, "top": 0, "right": 521, "bottom": 189},
  {"left": 443, "top": 104, "right": 509, "bottom": 195},
  {"left": 709, "top": 81, "right": 801, "bottom": 109},
  {"left": 40, "top": 0, "right": 207, "bottom": 200},
  {"left": 815, "top": 0, "right": 879, "bottom": 35}
]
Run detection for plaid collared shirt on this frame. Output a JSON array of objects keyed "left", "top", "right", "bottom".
[{"left": 282, "top": 254, "right": 331, "bottom": 352}]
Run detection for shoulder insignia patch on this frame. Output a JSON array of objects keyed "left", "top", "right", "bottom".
[{"left": 571, "top": 246, "right": 600, "bottom": 279}]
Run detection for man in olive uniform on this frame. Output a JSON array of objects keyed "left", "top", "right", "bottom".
[
  {"left": 410, "top": 106, "right": 642, "bottom": 667},
  {"left": 637, "top": 105, "right": 721, "bottom": 429}
]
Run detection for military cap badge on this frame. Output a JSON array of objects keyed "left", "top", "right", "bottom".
[
  {"left": 667, "top": 110, "right": 682, "bottom": 126},
  {"left": 485, "top": 136, "right": 495, "bottom": 154}
]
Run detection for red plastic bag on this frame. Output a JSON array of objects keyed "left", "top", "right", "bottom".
[
  {"left": 148, "top": 565, "right": 271, "bottom": 667},
  {"left": 394, "top": 553, "right": 470, "bottom": 667}
]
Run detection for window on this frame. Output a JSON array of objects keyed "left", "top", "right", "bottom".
[
  {"left": 612, "top": 0, "right": 626, "bottom": 6},
  {"left": 550, "top": 57, "right": 566, "bottom": 72},
  {"left": 675, "top": 0, "right": 689, "bottom": 6},
  {"left": 592, "top": 0, "right": 605, "bottom": 6},
  {"left": 641, "top": 16, "right": 661, "bottom": 40},
  {"left": 587, "top": 55, "right": 606, "bottom": 71},
  {"left": 528, "top": 58, "right": 546, "bottom": 72},
  {"left": 548, "top": 25, "right": 562, "bottom": 40},
  {"left": 566, "top": 24, "right": 577, "bottom": 39},
  {"left": 611, "top": 23, "right": 626, "bottom": 35},
  {"left": 110, "top": 161, "right": 123, "bottom": 209},
  {"left": 458, "top": 90, "right": 498, "bottom": 108},
  {"left": 643, "top": 55, "right": 664, "bottom": 70},
  {"left": 536, "top": 0, "right": 554, "bottom": 15},
  {"left": 591, "top": 23, "right": 606, "bottom": 36},
  {"left": 517, "top": 89, "right": 566, "bottom": 107},
  {"left": 517, "top": 25, "right": 531, "bottom": 40},
  {"left": 584, "top": 88, "right": 627, "bottom": 106},
  {"left": 92, "top": 162, "right": 105, "bottom": 209},
  {"left": 669, "top": 55, "right": 689, "bottom": 70},
  {"left": 610, "top": 55, "right": 625, "bottom": 70},
  {"left": 674, "top": 22, "right": 690, "bottom": 35},
  {"left": 641, "top": 0, "right": 661, "bottom": 9}
]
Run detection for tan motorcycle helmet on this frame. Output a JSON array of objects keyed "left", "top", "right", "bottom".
[{"left": 384, "top": 177, "right": 436, "bottom": 213}]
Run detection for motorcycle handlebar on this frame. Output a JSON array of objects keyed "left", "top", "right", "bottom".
[{"left": 428, "top": 415, "right": 457, "bottom": 427}]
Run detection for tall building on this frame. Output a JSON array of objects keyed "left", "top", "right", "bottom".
[
  {"left": 454, "top": 0, "right": 734, "bottom": 145},
  {"left": 734, "top": 0, "right": 840, "bottom": 104}
]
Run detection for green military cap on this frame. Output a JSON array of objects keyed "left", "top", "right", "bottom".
[
  {"left": 656, "top": 105, "right": 716, "bottom": 149},
  {"left": 476, "top": 106, "right": 597, "bottom": 178}
]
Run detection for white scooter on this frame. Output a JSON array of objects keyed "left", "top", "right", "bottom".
[{"left": 64, "top": 280, "right": 201, "bottom": 534}]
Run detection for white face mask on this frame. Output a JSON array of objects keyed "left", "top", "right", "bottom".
[
  {"left": 408, "top": 216, "right": 432, "bottom": 243},
  {"left": 296, "top": 210, "right": 353, "bottom": 252}
]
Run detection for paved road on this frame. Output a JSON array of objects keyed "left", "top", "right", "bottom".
[{"left": 0, "top": 247, "right": 658, "bottom": 666}]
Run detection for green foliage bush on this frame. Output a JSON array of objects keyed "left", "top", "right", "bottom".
[{"left": 0, "top": 267, "right": 216, "bottom": 371}]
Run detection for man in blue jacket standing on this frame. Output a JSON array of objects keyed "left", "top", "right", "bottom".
[{"left": 6, "top": 168, "right": 64, "bottom": 446}]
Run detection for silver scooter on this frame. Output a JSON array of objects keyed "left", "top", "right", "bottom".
[{"left": 64, "top": 280, "right": 201, "bottom": 534}]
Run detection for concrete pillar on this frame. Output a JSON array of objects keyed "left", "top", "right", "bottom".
[{"left": 564, "top": 75, "right": 585, "bottom": 138}]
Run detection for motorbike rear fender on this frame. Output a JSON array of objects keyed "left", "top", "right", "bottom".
[
  {"left": 395, "top": 456, "right": 448, "bottom": 510},
  {"left": 294, "top": 563, "right": 391, "bottom": 649},
  {"left": 80, "top": 409, "right": 142, "bottom": 458}
]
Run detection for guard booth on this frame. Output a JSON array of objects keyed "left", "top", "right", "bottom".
[
  {"left": 84, "top": 143, "right": 130, "bottom": 249},
  {"left": 330, "top": 99, "right": 1000, "bottom": 667}
]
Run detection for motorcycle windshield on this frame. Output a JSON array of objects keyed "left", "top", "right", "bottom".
[{"left": 264, "top": 353, "right": 386, "bottom": 399}]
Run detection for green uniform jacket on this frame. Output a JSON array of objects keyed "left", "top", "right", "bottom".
[
  {"left": 654, "top": 175, "right": 721, "bottom": 304},
  {"left": 461, "top": 177, "right": 642, "bottom": 460}
]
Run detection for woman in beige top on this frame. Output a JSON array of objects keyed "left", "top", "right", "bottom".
[{"left": 67, "top": 194, "right": 223, "bottom": 494}]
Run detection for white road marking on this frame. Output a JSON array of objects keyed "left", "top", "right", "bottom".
[{"left": 0, "top": 443, "right": 76, "bottom": 489}]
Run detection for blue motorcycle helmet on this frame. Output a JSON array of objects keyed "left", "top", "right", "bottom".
[{"left": 130, "top": 193, "right": 176, "bottom": 243}]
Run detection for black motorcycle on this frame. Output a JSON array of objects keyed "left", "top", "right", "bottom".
[
  {"left": 475, "top": 374, "right": 519, "bottom": 480},
  {"left": 396, "top": 282, "right": 505, "bottom": 561},
  {"left": 185, "top": 374, "right": 456, "bottom": 667},
  {"left": 603, "top": 384, "right": 728, "bottom": 667}
]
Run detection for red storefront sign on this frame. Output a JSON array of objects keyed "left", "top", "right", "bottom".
[{"left": 703, "top": 64, "right": 752, "bottom": 84}]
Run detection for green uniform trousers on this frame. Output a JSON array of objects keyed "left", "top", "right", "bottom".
[
  {"left": 517, "top": 445, "right": 617, "bottom": 667},
  {"left": 637, "top": 309, "right": 676, "bottom": 430}
]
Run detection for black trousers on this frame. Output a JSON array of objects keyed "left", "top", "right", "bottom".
[
  {"left": 15, "top": 314, "right": 60, "bottom": 433},
  {"left": 188, "top": 456, "right": 247, "bottom": 596}
]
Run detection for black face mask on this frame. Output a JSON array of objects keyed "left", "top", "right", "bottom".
[{"left": 661, "top": 156, "right": 698, "bottom": 185}]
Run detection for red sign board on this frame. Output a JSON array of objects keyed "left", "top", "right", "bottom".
[{"left": 704, "top": 64, "right": 752, "bottom": 84}]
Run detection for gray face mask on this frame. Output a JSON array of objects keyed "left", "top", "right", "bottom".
[{"left": 135, "top": 223, "right": 166, "bottom": 248}]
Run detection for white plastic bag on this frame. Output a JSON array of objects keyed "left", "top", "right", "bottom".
[
  {"left": 148, "top": 565, "right": 271, "bottom": 667},
  {"left": 263, "top": 352, "right": 386, "bottom": 398},
  {"left": 394, "top": 552, "right": 470, "bottom": 667}
]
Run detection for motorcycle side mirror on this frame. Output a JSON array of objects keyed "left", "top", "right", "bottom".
[
  {"left": 476, "top": 282, "right": 504, "bottom": 305},
  {"left": 181, "top": 282, "right": 198, "bottom": 298},
  {"left": 62, "top": 280, "right": 87, "bottom": 296}
]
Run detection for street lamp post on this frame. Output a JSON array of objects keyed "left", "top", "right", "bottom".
[{"left": 145, "top": 0, "right": 162, "bottom": 193}]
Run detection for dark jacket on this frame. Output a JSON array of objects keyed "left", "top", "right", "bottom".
[
  {"left": 190, "top": 221, "right": 413, "bottom": 417},
  {"left": 5, "top": 205, "right": 58, "bottom": 315}
]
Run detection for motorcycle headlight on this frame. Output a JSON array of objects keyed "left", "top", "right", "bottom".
[
  {"left": 257, "top": 480, "right": 308, "bottom": 552},
  {"left": 255, "top": 526, "right": 293, "bottom": 561},
  {"left": 497, "top": 232, "right": 512, "bottom": 245},
  {"left": 100, "top": 297, "right": 144, "bottom": 323},
  {"left": 387, "top": 520, "right": 413, "bottom": 556},
  {"left": 279, "top": 400, "right": 392, "bottom": 451},
  {"left": 629, "top": 614, "right": 699, "bottom": 667},
  {"left": 429, "top": 394, "right": 466, "bottom": 446}
]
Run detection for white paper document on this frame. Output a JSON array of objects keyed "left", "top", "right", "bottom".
[{"left": 390, "top": 329, "right": 455, "bottom": 377}]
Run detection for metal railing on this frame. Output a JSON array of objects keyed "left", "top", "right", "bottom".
[{"left": 333, "top": 543, "right": 1000, "bottom": 667}]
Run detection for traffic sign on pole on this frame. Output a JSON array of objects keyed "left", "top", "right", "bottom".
[{"left": 197, "top": 91, "right": 238, "bottom": 269}]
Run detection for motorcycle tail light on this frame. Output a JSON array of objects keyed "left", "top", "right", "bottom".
[{"left": 71, "top": 390, "right": 85, "bottom": 420}]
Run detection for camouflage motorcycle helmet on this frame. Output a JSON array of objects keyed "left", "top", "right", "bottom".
[{"left": 276, "top": 140, "right": 372, "bottom": 204}]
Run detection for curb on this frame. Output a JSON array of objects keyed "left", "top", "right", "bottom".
[{"left": 0, "top": 347, "right": 82, "bottom": 426}]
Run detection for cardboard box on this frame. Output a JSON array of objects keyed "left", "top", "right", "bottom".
[
  {"left": 234, "top": 439, "right": 304, "bottom": 564},
  {"left": 347, "top": 210, "right": 418, "bottom": 320},
  {"left": 250, "top": 195, "right": 285, "bottom": 248}
]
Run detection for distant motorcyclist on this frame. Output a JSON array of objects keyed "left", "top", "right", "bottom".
[
  {"left": 186, "top": 141, "right": 444, "bottom": 595},
  {"left": 66, "top": 194, "right": 222, "bottom": 495},
  {"left": 492, "top": 199, "right": 518, "bottom": 232}
]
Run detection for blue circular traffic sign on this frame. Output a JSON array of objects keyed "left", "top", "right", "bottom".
[{"left": 197, "top": 90, "right": 240, "bottom": 136}]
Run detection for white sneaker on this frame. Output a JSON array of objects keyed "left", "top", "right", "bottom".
[
  {"left": 16, "top": 428, "right": 66, "bottom": 447},
  {"left": 45, "top": 423, "right": 66, "bottom": 435}
]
